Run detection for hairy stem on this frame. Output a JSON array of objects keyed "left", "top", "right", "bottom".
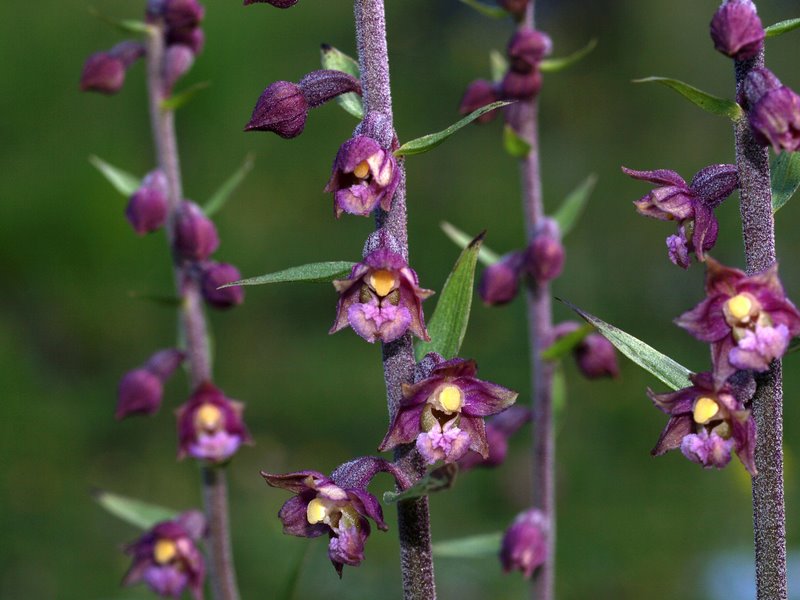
[
  {"left": 520, "top": 3, "right": 556, "bottom": 599},
  {"left": 354, "top": 1, "right": 436, "bottom": 598},
  {"left": 144, "top": 25, "right": 240, "bottom": 600},
  {"left": 733, "top": 45, "right": 787, "bottom": 599}
]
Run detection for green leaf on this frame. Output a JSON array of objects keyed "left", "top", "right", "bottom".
[
  {"left": 539, "top": 38, "right": 598, "bottom": 73},
  {"left": 561, "top": 299, "right": 693, "bottom": 391},
  {"left": 220, "top": 261, "right": 356, "bottom": 288},
  {"left": 503, "top": 124, "right": 531, "bottom": 158},
  {"left": 489, "top": 50, "right": 508, "bottom": 83},
  {"left": 203, "top": 154, "right": 255, "bottom": 217},
  {"left": 415, "top": 233, "right": 485, "bottom": 360},
  {"left": 93, "top": 490, "right": 178, "bottom": 530},
  {"left": 320, "top": 44, "right": 364, "bottom": 120},
  {"left": 278, "top": 544, "right": 311, "bottom": 600},
  {"left": 552, "top": 365, "right": 567, "bottom": 434},
  {"left": 440, "top": 222, "right": 500, "bottom": 266},
  {"left": 160, "top": 81, "right": 210, "bottom": 112},
  {"left": 540, "top": 323, "right": 593, "bottom": 361},
  {"left": 88, "top": 7, "right": 151, "bottom": 34},
  {"left": 433, "top": 532, "right": 503, "bottom": 558},
  {"left": 458, "top": 0, "right": 507, "bottom": 19},
  {"left": 383, "top": 463, "right": 458, "bottom": 504},
  {"left": 551, "top": 174, "right": 597, "bottom": 237},
  {"left": 765, "top": 18, "right": 800, "bottom": 38},
  {"left": 633, "top": 77, "right": 743, "bottom": 121},
  {"left": 395, "top": 101, "right": 513, "bottom": 157},
  {"left": 89, "top": 155, "right": 141, "bottom": 197},
  {"left": 771, "top": 151, "right": 800, "bottom": 213}
]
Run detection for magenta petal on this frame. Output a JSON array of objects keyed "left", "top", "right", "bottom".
[
  {"left": 328, "top": 525, "right": 367, "bottom": 569},
  {"left": 622, "top": 166, "right": 687, "bottom": 187},
  {"left": 348, "top": 489, "right": 387, "bottom": 531},
  {"left": 379, "top": 404, "right": 425, "bottom": 451},
  {"left": 675, "top": 294, "right": 730, "bottom": 342},
  {"left": 278, "top": 495, "right": 328, "bottom": 538},
  {"left": 652, "top": 415, "right": 693, "bottom": 456},
  {"left": 647, "top": 386, "right": 698, "bottom": 416},
  {"left": 459, "top": 415, "right": 489, "bottom": 458},
  {"left": 335, "top": 185, "right": 380, "bottom": 217},
  {"left": 732, "top": 411, "right": 757, "bottom": 476},
  {"left": 460, "top": 378, "right": 519, "bottom": 417},
  {"left": 261, "top": 470, "right": 328, "bottom": 494}
]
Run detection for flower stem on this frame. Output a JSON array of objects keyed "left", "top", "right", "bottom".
[
  {"left": 354, "top": 1, "right": 436, "bottom": 598},
  {"left": 733, "top": 45, "right": 787, "bottom": 599},
  {"left": 144, "top": 25, "right": 241, "bottom": 600},
  {"left": 519, "top": 3, "right": 556, "bottom": 599}
]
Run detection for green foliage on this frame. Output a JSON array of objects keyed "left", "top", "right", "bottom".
[
  {"left": 160, "top": 81, "right": 211, "bottom": 112},
  {"left": 771, "top": 151, "right": 800, "bottom": 213},
  {"left": 88, "top": 7, "right": 151, "bottom": 34},
  {"left": 440, "top": 222, "right": 501, "bottom": 267},
  {"left": 204, "top": 154, "right": 255, "bottom": 217},
  {"left": 319, "top": 44, "right": 364, "bottom": 119},
  {"left": 503, "top": 124, "right": 531, "bottom": 158},
  {"left": 415, "top": 233, "right": 484, "bottom": 360},
  {"left": 633, "top": 77, "right": 744, "bottom": 121},
  {"left": 551, "top": 174, "right": 597, "bottom": 237},
  {"left": 432, "top": 532, "right": 503, "bottom": 558},
  {"left": 93, "top": 490, "right": 177, "bottom": 530},
  {"left": 539, "top": 38, "right": 598, "bottom": 73},
  {"left": 540, "top": 323, "right": 593, "bottom": 361},
  {"left": 383, "top": 464, "right": 458, "bottom": 504},
  {"left": 458, "top": 0, "right": 507, "bottom": 19},
  {"left": 562, "top": 299, "right": 693, "bottom": 390},
  {"left": 89, "top": 155, "right": 141, "bottom": 197},
  {"left": 765, "top": 18, "right": 800, "bottom": 38},
  {"left": 395, "top": 101, "right": 513, "bottom": 157},
  {"left": 489, "top": 50, "right": 508, "bottom": 83},
  {"left": 221, "top": 261, "right": 356, "bottom": 287}
]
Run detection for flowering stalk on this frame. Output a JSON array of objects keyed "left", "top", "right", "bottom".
[
  {"left": 144, "top": 23, "right": 240, "bottom": 600},
  {"left": 516, "top": 3, "right": 556, "bottom": 599},
  {"left": 731, "top": 22, "right": 787, "bottom": 600},
  {"left": 354, "top": 1, "right": 436, "bottom": 598}
]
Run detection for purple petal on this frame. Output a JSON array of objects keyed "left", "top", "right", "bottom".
[
  {"left": 460, "top": 378, "right": 519, "bottom": 417},
  {"left": 731, "top": 410, "right": 757, "bottom": 476},
  {"left": 459, "top": 415, "right": 489, "bottom": 458},
  {"left": 379, "top": 404, "right": 425, "bottom": 451},
  {"left": 327, "top": 525, "right": 367, "bottom": 569},
  {"left": 334, "top": 185, "right": 380, "bottom": 217},
  {"left": 348, "top": 489, "right": 387, "bottom": 531},
  {"left": 675, "top": 294, "right": 730, "bottom": 342},
  {"left": 622, "top": 166, "right": 687, "bottom": 187},
  {"left": 652, "top": 415, "right": 693, "bottom": 456},
  {"left": 647, "top": 386, "right": 698, "bottom": 416},
  {"left": 261, "top": 470, "right": 329, "bottom": 494},
  {"left": 277, "top": 495, "right": 329, "bottom": 538}
]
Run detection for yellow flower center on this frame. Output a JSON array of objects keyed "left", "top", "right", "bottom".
[
  {"left": 727, "top": 294, "right": 753, "bottom": 321},
  {"left": 306, "top": 498, "right": 329, "bottom": 525},
  {"left": 693, "top": 396, "right": 720, "bottom": 424},
  {"left": 353, "top": 160, "right": 371, "bottom": 179},
  {"left": 195, "top": 403, "right": 223, "bottom": 431},
  {"left": 153, "top": 539, "right": 178, "bottom": 565},
  {"left": 438, "top": 385, "right": 463, "bottom": 413},
  {"left": 368, "top": 269, "right": 397, "bottom": 297}
]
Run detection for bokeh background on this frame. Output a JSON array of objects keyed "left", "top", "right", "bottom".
[{"left": 2, "top": 0, "right": 800, "bottom": 598}]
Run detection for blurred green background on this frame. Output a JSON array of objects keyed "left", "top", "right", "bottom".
[{"left": 2, "top": 0, "right": 800, "bottom": 598}]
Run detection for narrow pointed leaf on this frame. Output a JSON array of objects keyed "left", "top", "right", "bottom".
[
  {"left": 383, "top": 463, "right": 457, "bottom": 504},
  {"left": 203, "top": 154, "right": 255, "bottom": 217},
  {"left": 433, "top": 532, "right": 503, "bottom": 558},
  {"left": 765, "top": 18, "right": 800, "bottom": 38},
  {"left": 458, "top": 0, "right": 507, "bottom": 19},
  {"left": 320, "top": 44, "right": 364, "bottom": 119},
  {"left": 551, "top": 174, "right": 597, "bottom": 237},
  {"left": 160, "top": 81, "right": 210, "bottom": 112},
  {"left": 539, "top": 38, "right": 598, "bottom": 73},
  {"left": 562, "top": 299, "right": 693, "bottom": 390},
  {"left": 88, "top": 8, "right": 151, "bottom": 34},
  {"left": 633, "top": 77, "right": 743, "bottom": 121},
  {"left": 503, "top": 124, "right": 531, "bottom": 158},
  {"left": 93, "top": 489, "right": 177, "bottom": 530},
  {"left": 220, "top": 261, "right": 356, "bottom": 288},
  {"left": 541, "top": 323, "right": 593, "bottom": 361},
  {"left": 440, "top": 222, "right": 500, "bottom": 266},
  {"left": 395, "top": 101, "right": 513, "bottom": 157},
  {"left": 489, "top": 49, "right": 508, "bottom": 83},
  {"left": 415, "top": 233, "right": 485, "bottom": 360},
  {"left": 771, "top": 151, "right": 800, "bottom": 213},
  {"left": 89, "top": 155, "right": 141, "bottom": 197}
]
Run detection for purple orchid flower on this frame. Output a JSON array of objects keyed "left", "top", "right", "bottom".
[
  {"left": 330, "top": 247, "right": 433, "bottom": 343},
  {"left": 261, "top": 458, "right": 395, "bottom": 576},
  {"left": 743, "top": 67, "right": 800, "bottom": 154},
  {"left": 649, "top": 371, "right": 756, "bottom": 475},
  {"left": 675, "top": 258, "right": 800, "bottom": 385},
  {"left": 176, "top": 382, "right": 251, "bottom": 463},
  {"left": 379, "top": 355, "right": 518, "bottom": 465},
  {"left": 622, "top": 164, "right": 738, "bottom": 269},
  {"left": 123, "top": 510, "right": 206, "bottom": 599},
  {"left": 324, "top": 136, "right": 400, "bottom": 217},
  {"left": 499, "top": 508, "right": 549, "bottom": 579}
]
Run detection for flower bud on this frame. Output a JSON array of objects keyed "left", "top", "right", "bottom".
[
  {"left": 525, "top": 219, "right": 564, "bottom": 284},
  {"left": 200, "top": 262, "right": 245, "bottom": 309},
  {"left": 501, "top": 69, "right": 543, "bottom": 101},
  {"left": 459, "top": 80, "right": 500, "bottom": 123},
  {"left": 167, "top": 27, "right": 205, "bottom": 54},
  {"left": 173, "top": 201, "right": 219, "bottom": 261},
  {"left": 710, "top": 0, "right": 765, "bottom": 61},
  {"left": 575, "top": 333, "right": 619, "bottom": 379},
  {"left": 243, "top": 0, "right": 299, "bottom": 6},
  {"left": 298, "top": 69, "right": 361, "bottom": 108},
  {"left": 497, "top": 0, "right": 528, "bottom": 18},
  {"left": 126, "top": 171, "right": 169, "bottom": 235},
  {"left": 743, "top": 68, "right": 800, "bottom": 153},
  {"left": 507, "top": 27, "right": 552, "bottom": 73},
  {"left": 116, "top": 349, "right": 184, "bottom": 419},
  {"left": 244, "top": 81, "right": 308, "bottom": 138},
  {"left": 162, "top": 0, "right": 205, "bottom": 30},
  {"left": 164, "top": 45, "right": 195, "bottom": 93},
  {"left": 80, "top": 41, "right": 145, "bottom": 95},
  {"left": 478, "top": 252, "right": 524, "bottom": 306},
  {"left": 500, "top": 508, "right": 549, "bottom": 578}
]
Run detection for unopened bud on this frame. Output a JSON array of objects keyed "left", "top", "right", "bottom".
[
  {"left": 501, "top": 69, "right": 543, "bottom": 101},
  {"left": 459, "top": 80, "right": 500, "bottom": 123},
  {"left": 200, "top": 262, "right": 245, "bottom": 309},
  {"left": 125, "top": 171, "right": 169, "bottom": 235},
  {"left": 245, "top": 81, "right": 308, "bottom": 138},
  {"left": 500, "top": 509, "right": 549, "bottom": 578},
  {"left": 507, "top": 27, "right": 552, "bottom": 73},
  {"left": 710, "top": 0, "right": 765, "bottom": 61},
  {"left": 525, "top": 219, "right": 564, "bottom": 284},
  {"left": 478, "top": 252, "right": 524, "bottom": 306},
  {"left": 174, "top": 201, "right": 219, "bottom": 260},
  {"left": 164, "top": 45, "right": 195, "bottom": 92}
]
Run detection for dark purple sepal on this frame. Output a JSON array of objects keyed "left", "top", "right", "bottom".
[
  {"left": 244, "top": 81, "right": 308, "bottom": 139},
  {"left": 298, "top": 69, "right": 361, "bottom": 109},
  {"left": 199, "top": 262, "right": 244, "bottom": 309},
  {"left": 479, "top": 252, "right": 524, "bottom": 306},
  {"left": 459, "top": 80, "right": 500, "bottom": 124},
  {"left": 744, "top": 68, "right": 800, "bottom": 153},
  {"left": 690, "top": 164, "right": 739, "bottom": 209},
  {"left": 709, "top": 0, "right": 765, "bottom": 61},
  {"left": 500, "top": 508, "right": 549, "bottom": 579},
  {"left": 507, "top": 27, "right": 552, "bottom": 73},
  {"left": 173, "top": 201, "right": 219, "bottom": 261}
]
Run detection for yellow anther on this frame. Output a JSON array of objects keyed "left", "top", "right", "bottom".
[
  {"left": 353, "top": 160, "right": 371, "bottom": 179},
  {"left": 727, "top": 294, "right": 753, "bottom": 321},
  {"left": 368, "top": 269, "right": 397, "bottom": 297},
  {"left": 196, "top": 404, "right": 223, "bottom": 430},
  {"left": 306, "top": 498, "right": 328, "bottom": 525},
  {"left": 438, "top": 385, "right": 463, "bottom": 413},
  {"left": 153, "top": 539, "right": 178, "bottom": 565},
  {"left": 693, "top": 397, "right": 720, "bottom": 424}
]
